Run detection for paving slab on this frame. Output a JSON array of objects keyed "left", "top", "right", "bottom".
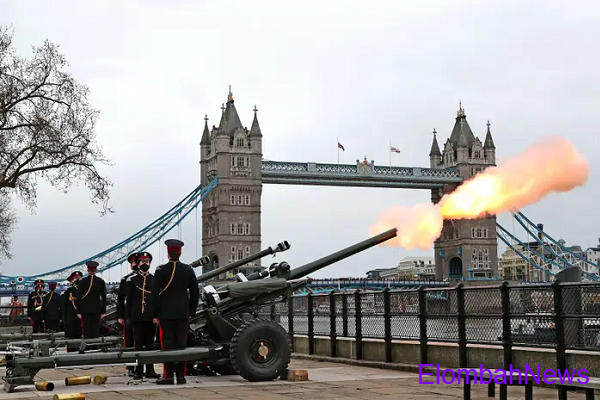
[{"left": 0, "top": 359, "right": 590, "bottom": 399}]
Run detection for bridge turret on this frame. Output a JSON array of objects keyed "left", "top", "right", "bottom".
[
  {"left": 484, "top": 120, "right": 496, "bottom": 164},
  {"left": 429, "top": 128, "right": 441, "bottom": 168}
]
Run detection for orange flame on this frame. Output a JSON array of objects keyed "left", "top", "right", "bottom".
[
  {"left": 371, "top": 138, "right": 589, "bottom": 248},
  {"left": 369, "top": 204, "right": 443, "bottom": 250}
]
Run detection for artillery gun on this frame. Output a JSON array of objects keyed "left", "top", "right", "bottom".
[{"left": 2, "top": 228, "right": 396, "bottom": 392}]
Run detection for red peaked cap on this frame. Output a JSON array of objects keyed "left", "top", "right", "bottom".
[
  {"left": 127, "top": 253, "right": 139, "bottom": 264},
  {"left": 86, "top": 261, "right": 99, "bottom": 272},
  {"left": 67, "top": 271, "right": 83, "bottom": 282},
  {"left": 165, "top": 239, "right": 184, "bottom": 253},
  {"left": 48, "top": 282, "right": 57, "bottom": 290},
  {"left": 34, "top": 279, "right": 44, "bottom": 286},
  {"left": 138, "top": 252, "right": 152, "bottom": 261}
]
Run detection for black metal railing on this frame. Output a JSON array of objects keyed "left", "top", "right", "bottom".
[{"left": 263, "top": 281, "right": 600, "bottom": 366}]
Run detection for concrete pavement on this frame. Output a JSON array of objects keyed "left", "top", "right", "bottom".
[{"left": 0, "top": 359, "right": 588, "bottom": 399}]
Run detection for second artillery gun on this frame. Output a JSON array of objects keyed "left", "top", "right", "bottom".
[{"left": 3, "top": 228, "right": 397, "bottom": 391}]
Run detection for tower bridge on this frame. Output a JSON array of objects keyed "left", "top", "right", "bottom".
[
  {"left": 2, "top": 89, "right": 598, "bottom": 285},
  {"left": 200, "top": 91, "right": 497, "bottom": 281}
]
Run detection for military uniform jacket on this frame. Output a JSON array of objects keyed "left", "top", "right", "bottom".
[
  {"left": 152, "top": 260, "right": 199, "bottom": 320},
  {"left": 62, "top": 285, "right": 80, "bottom": 321},
  {"left": 126, "top": 272, "right": 154, "bottom": 322},
  {"left": 75, "top": 275, "right": 107, "bottom": 314},
  {"left": 117, "top": 271, "right": 137, "bottom": 320},
  {"left": 42, "top": 290, "right": 62, "bottom": 321},
  {"left": 27, "top": 291, "right": 45, "bottom": 321}
]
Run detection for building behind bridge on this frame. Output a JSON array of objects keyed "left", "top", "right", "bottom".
[{"left": 366, "top": 256, "right": 436, "bottom": 281}]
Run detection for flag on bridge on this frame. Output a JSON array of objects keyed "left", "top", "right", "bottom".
[
  {"left": 390, "top": 146, "right": 401, "bottom": 154},
  {"left": 337, "top": 142, "right": 345, "bottom": 151}
]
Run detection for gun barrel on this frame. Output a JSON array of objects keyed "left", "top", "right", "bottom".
[
  {"left": 197, "top": 241, "right": 290, "bottom": 282},
  {"left": 288, "top": 228, "right": 397, "bottom": 280}
]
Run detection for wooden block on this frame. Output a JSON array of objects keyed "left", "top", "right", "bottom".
[{"left": 287, "top": 369, "right": 308, "bottom": 381}]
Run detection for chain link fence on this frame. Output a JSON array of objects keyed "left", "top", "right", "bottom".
[{"left": 260, "top": 282, "right": 600, "bottom": 363}]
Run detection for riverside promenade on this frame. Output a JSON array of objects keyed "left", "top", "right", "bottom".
[{"left": 0, "top": 359, "right": 587, "bottom": 400}]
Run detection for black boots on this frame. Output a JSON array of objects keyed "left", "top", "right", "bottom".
[
  {"left": 145, "top": 365, "right": 159, "bottom": 379},
  {"left": 156, "top": 376, "right": 174, "bottom": 385}
]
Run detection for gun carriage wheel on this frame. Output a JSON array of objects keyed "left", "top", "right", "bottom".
[{"left": 229, "top": 319, "right": 290, "bottom": 381}]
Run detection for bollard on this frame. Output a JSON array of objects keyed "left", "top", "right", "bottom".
[
  {"left": 65, "top": 376, "right": 91, "bottom": 386},
  {"left": 93, "top": 375, "right": 107, "bottom": 385},
  {"left": 35, "top": 381, "right": 55, "bottom": 391},
  {"left": 54, "top": 395, "right": 85, "bottom": 400}
]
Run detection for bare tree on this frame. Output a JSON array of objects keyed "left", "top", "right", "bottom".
[{"left": 0, "top": 27, "right": 111, "bottom": 259}]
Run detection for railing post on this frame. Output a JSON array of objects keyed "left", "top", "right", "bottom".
[
  {"left": 307, "top": 293, "right": 314, "bottom": 355},
  {"left": 383, "top": 288, "right": 392, "bottom": 362},
  {"left": 342, "top": 293, "right": 348, "bottom": 337},
  {"left": 500, "top": 281, "right": 512, "bottom": 400},
  {"left": 329, "top": 291, "right": 337, "bottom": 357},
  {"left": 456, "top": 283, "right": 467, "bottom": 368},
  {"left": 418, "top": 287, "right": 428, "bottom": 364},
  {"left": 270, "top": 303, "right": 276, "bottom": 321},
  {"left": 553, "top": 282, "right": 567, "bottom": 400},
  {"left": 288, "top": 294, "right": 294, "bottom": 352},
  {"left": 355, "top": 290, "right": 363, "bottom": 360}
]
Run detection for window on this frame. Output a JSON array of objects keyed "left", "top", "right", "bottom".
[
  {"left": 244, "top": 194, "right": 250, "bottom": 205},
  {"left": 237, "top": 224, "right": 243, "bottom": 234},
  {"left": 230, "top": 195, "right": 235, "bottom": 205},
  {"left": 236, "top": 138, "right": 244, "bottom": 147},
  {"left": 237, "top": 156, "right": 245, "bottom": 167},
  {"left": 231, "top": 156, "right": 236, "bottom": 167},
  {"left": 244, "top": 223, "right": 250, "bottom": 235},
  {"left": 230, "top": 246, "right": 236, "bottom": 261},
  {"left": 230, "top": 224, "right": 235, "bottom": 235},
  {"left": 237, "top": 249, "right": 244, "bottom": 260},
  {"left": 245, "top": 246, "right": 250, "bottom": 256},
  {"left": 238, "top": 195, "right": 242, "bottom": 205}
]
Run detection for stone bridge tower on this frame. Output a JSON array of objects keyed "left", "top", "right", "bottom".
[
  {"left": 200, "top": 89, "right": 263, "bottom": 276},
  {"left": 429, "top": 104, "right": 498, "bottom": 280}
]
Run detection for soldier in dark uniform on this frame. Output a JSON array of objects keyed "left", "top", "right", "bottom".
[
  {"left": 76, "top": 261, "right": 107, "bottom": 339},
  {"left": 117, "top": 252, "right": 139, "bottom": 376},
  {"left": 126, "top": 252, "right": 158, "bottom": 379},
  {"left": 27, "top": 281, "right": 45, "bottom": 333},
  {"left": 42, "top": 282, "right": 62, "bottom": 332},
  {"left": 152, "top": 239, "right": 199, "bottom": 385},
  {"left": 62, "top": 271, "right": 83, "bottom": 341}
]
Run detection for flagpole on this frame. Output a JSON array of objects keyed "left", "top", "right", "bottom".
[
  {"left": 389, "top": 139, "right": 391, "bottom": 167},
  {"left": 337, "top": 137, "right": 340, "bottom": 164}
]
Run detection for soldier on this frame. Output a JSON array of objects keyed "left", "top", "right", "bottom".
[
  {"left": 42, "top": 282, "right": 62, "bottom": 332},
  {"left": 27, "top": 281, "right": 45, "bottom": 333},
  {"left": 62, "top": 271, "right": 83, "bottom": 341},
  {"left": 76, "top": 261, "right": 107, "bottom": 339},
  {"left": 152, "top": 239, "right": 199, "bottom": 385},
  {"left": 126, "top": 252, "right": 158, "bottom": 379},
  {"left": 117, "top": 252, "right": 140, "bottom": 376},
  {"left": 9, "top": 295, "right": 23, "bottom": 323}
]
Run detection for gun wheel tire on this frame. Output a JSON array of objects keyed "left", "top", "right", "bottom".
[{"left": 229, "top": 319, "right": 290, "bottom": 382}]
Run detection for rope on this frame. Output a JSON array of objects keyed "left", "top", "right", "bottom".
[
  {"left": 159, "top": 261, "right": 177, "bottom": 295},
  {"left": 81, "top": 275, "right": 94, "bottom": 300}
]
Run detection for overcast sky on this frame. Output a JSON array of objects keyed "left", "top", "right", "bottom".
[{"left": 1, "top": 1, "right": 598, "bottom": 281}]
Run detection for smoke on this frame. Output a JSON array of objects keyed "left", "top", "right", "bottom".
[
  {"left": 371, "top": 137, "right": 589, "bottom": 249},
  {"left": 369, "top": 203, "right": 443, "bottom": 250}
]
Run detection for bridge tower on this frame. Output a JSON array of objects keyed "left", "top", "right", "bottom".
[
  {"left": 200, "top": 88, "right": 263, "bottom": 276},
  {"left": 429, "top": 104, "right": 498, "bottom": 280}
]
